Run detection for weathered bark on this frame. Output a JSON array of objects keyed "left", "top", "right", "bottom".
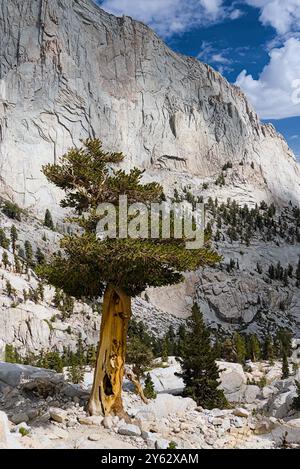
[
  {"left": 87, "top": 284, "right": 131, "bottom": 417},
  {"left": 125, "top": 367, "right": 148, "bottom": 404}
]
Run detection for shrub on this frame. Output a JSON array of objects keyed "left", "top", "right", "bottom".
[{"left": 2, "top": 201, "right": 22, "bottom": 221}]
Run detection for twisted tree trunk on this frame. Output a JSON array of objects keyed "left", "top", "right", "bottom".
[{"left": 87, "top": 285, "right": 131, "bottom": 417}]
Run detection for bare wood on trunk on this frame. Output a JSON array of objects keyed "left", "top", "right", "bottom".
[
  {"left": 87, "top": 284, "right": 131, "bottom": 417},
  {"left": 124, "top": 367, "right": 149, "bottom": 404}
]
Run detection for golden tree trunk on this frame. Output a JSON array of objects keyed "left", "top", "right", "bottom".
[{"left": 87, "top": 285, "right": 131, "bottom": 417}]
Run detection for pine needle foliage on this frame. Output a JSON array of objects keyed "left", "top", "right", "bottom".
[{"left": 40, "top": 139, "right": 221, "bottom": 297}]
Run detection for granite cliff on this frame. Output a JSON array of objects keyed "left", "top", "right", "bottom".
[{"left": 1, "top": 0, "right": 300, "bottom": 216}]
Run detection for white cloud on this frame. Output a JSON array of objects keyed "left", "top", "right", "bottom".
[
  {"left": 236, "top": 38, "right": 300, "bottom": 119},
  {"left": 211, "top": 53, "right": 231, "bottom": 64},
  {"left": 100, "top": 0, "right": 236, "bottom": 38},
  {"left": 230, "top": 9, "right": 244, "bottom": 20},
  {"left": 245, "top": 0, "right": 300, "bottom": 35}
]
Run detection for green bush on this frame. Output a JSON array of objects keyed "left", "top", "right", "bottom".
[{"left": 2, "top": 201, "right": 22, "bottom": 221}]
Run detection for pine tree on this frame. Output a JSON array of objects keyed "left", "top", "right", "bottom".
[
  {"left": 39, "top": 138, "right": 220, "bottom": 416},
  {"left": 213, "top": 337, "right": 222, "bottom": 360},
  {"left": 37, "top": 282, "right": 44, "bottom": 301},
  {"left": 263, "top": 337, "right": 275, "bottom": 365},
  {"left": 5, "top": 280, "right": 16, "bottom": 298},
  {"left": 234, "top": 333, "right": 246, "bottom": 364},
  {"left": 14, "top": 255, "right": 22, "bottom": 274},
  {"left": 176, "top": 324, "right": 187, "bottom": 358},
  {"left": 24, "top": 240, "right": 34, "bottom": 267},
  {"left": 44, "top": 209, "right": 54, "bottom": 230},
  {"left": 165, "top": 326, "right": 176, "bottom": 356},
  {"left": 2, "top": 251, "right": 10, "bottom": 269},
  {"left": 161, "top": 338, "right": 169, "bottom": 363},
  {"left": 277, "top": 329, "right": 293, "bottom": 357},
  {"left": 67, "top": 358, "right": 85, "bottom": 384},
  {"left": 178, "top": 304, "right": 228, "bottom": 409},
  {"left": 222, "top": 337, "right": 235, "bottom": 362},
  {"left": 10, "top": 225, "right": 18, "bottom": 253},
  {"left": 281, "top": 351, "right": 289, "bottom": 379},
  {"left": 0, "top": 229, "right": 9, "bottom": 249},
  {"left": 86, "top": 345, "right": 97, "bottom": 367},
  {"left": 53, "top": 288, "right": 62, "bottom": 308},
  {"left": 249, "top": 335, "right": 261, "bottom": 362},
  {"left": 76, "top": 333, "right": 85, "bottom": 366},
  {"left": 143, "top": 373, "right": 157, "bottom": 399}
]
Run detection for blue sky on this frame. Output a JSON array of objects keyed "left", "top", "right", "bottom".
[{"left": 98, "top": 0, "right": 300, "bottom": 158}]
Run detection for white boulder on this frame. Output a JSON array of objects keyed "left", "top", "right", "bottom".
[{"left": 217, "top": 362, "right": 247, "bottom": 402}]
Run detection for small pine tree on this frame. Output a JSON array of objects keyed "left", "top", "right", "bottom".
[
  {"left": 0, "top": 229, "right": 10, "bottom": 249},
  {"left": 24, "top": 240, "right": 34, "bottom": 267},
  {"left": 178, "top": 304, "right": 228, "bottom": 409},
  {"left": 234, "top": 333, "right": 246, "bottom": 364},
  {"left": 264, "top": 337, "right": 275, "bottom": 365},
  {"left": 2, "top": 251, "right": 10, "bottom": 269},
  {"left": 250, "top": 335, "right": 261, "bottom": 362},
  {"left": 67, "top": 363, "right": 83, "bottom": 384},
  {"left": 222, "top": 337, "right": 235, "bottom": 362},
  {"left": 281, "top": 351, "right": 290, "bottom": 379},
  {"left": 161, "top": 338, "right": 169, "bottom": 363},
  {"left": 10, "top": 225, "right": 18, "bottom": 253},
  {"left": 143, "top": 373, "right": 157, "bottom": 399},
  {"left": 45, "top": 351, "right": 64, "bottom": 373},
  {"left": 44, "top": 209, "right": 54, "bottom": 230},
  {"left": 5, "top": 280, "right": 16, "bottom": 298},
  {"left": 14, "top": 255, "right": 22, "bottom": 274},
  {"left": 53, "top": 288, "right": 62, "bottom": 308},
  {"left": 176, "top": 324, "right": 187, "bottom": 358},
  {"left": 86, "top": 345, "right": 97, "bottom": 367},
  {"left": 37, "top": 282, "right": 44, "bottom": 301},
  {"left": 67, "top": 354, "right": 85, "bottom": 384},
  {"left": 213, "top": 337, "right": 222, "bottom": 360},
  {"left": 277, "top": 329, "right": 293, "bottom": 357}
]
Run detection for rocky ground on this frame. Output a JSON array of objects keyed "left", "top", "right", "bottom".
[{"left": 1, "top": 358, "right": 300, "bottom": 450}]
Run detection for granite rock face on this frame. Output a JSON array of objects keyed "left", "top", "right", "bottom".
[{"left": 1, "top": 0, "right": 300, "bottom": 216}]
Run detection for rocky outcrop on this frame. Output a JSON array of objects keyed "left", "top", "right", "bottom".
[{"left": 0, "top": 0, "right": 300, "bottom": 216}]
